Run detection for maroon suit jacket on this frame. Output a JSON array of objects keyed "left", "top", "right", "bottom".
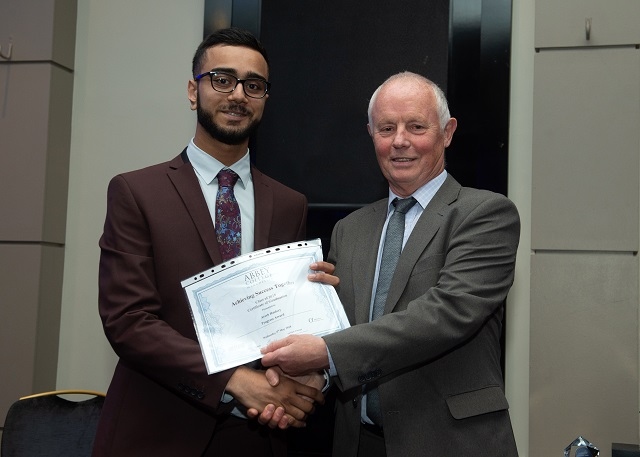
[{"left": 93, "top": 151, "right": 307, "bottom": 456}]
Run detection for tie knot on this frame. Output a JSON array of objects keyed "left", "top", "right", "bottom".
[
  {"left": 393, "top": 197, "right": 417, "bottom": 215},
  {"left": 217, "top": 169, "right": 239, "bottom": 187}
]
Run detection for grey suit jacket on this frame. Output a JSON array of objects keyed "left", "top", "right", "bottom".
[
  {"left": 324, "top": 175, "right": 520, "bottom": 457},
  {"left": 93, "top": 151, "right": 307, "bottom": 457}
]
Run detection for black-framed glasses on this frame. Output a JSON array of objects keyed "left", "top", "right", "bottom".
[{"left": 194, "top": 71, "right": 271, "bottom": 99}]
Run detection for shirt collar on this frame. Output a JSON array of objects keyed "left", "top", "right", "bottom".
[
  {"left": 387, "top": 169, "right": 448, "bottom": 213},
  {"left": 186, "top": 138, "right": 252, "bottom": 188}
]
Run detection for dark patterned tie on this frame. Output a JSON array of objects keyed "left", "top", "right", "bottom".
[
  {"left": 366, "top": 196, "right": 417, "bottom": 426},
  {"left": 215, "top": 169, "right": 241, "bottom": 261}
]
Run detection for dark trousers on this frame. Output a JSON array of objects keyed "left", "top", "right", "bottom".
[
  {"left": 358, "top": 424, "right": 387, "bottom": 457},
  {"left": 202, "top": 415, "right": 286, "bottom": 457}
]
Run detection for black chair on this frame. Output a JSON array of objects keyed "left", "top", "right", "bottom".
[{"left": 1, "top": 390, "right": 105, "bottom": 457}]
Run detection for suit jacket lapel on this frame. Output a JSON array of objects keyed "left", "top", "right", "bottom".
[
  {"left": 385, "top": 176, "right": 462, "bottom": 314},
  {"left": 251, "top": 166, "right": 273, "bottom": 251},
  {"left": 353, "top": 199, "right": 388, "bottom": 324},
  {"left": 167, "top": 150, "right": 223, "bottom": 266}
]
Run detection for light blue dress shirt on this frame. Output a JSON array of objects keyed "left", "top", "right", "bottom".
[{"left": 187, "top": 139, "right": 255, "bottom": 254}]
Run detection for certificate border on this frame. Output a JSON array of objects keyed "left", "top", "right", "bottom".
[{"left": 182, "top": 239, "right": 350, "bottom": 373}]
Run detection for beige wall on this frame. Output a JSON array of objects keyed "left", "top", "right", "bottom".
[
  {"left": 0, "top": 0, "right": 77, "bottom": 420},
  {"left": 506, "top": 0, "right": 534, "bottom": 454},
  {"left": 57, "top": 0, "right": 537, "bottom": 454},
  {"left": 57, "top": 0, "right": 203, "bottom": 390}
]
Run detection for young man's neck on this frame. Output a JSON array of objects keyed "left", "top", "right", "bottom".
[{"left": 193, "top": 131, "right": 248, "bottom": 166}]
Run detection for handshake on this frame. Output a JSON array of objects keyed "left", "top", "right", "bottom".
[{"left": 226, "top": 261, "right": 339, "bottom": 430}]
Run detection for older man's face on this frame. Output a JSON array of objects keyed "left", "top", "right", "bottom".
[{"left": 368, "top": 79, "right": 457, "bottom": 197}]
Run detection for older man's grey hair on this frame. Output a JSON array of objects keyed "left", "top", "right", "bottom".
[{"left": 367, "top": 72, "right": 451, "bottom": 130}]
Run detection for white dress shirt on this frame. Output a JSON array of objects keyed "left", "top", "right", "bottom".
[{"left": 186, "top": 139, "right": 255, "bottom": 254}]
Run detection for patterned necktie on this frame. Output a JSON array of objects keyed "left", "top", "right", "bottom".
[
  {"left": 215, "top": 169, "right": 241, "bottom": 261},
  {"left": 366, "top": 196, "right": 417, "bottom": 426}
]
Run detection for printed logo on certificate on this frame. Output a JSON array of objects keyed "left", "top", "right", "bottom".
[{"left": 181, "top": 239, "right": 350, "bottom": 374}]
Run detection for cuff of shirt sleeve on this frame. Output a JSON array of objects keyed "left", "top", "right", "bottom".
[
  {"left": 327, "top": 345, "right": 338, "bottom": 377},
  {"left": 321, "top": 369, "right": 331, "bottom": 393},
  {"left": 221, "top": 391, "right": 234, "bottom": 403}
]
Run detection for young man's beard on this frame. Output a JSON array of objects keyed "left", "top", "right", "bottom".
[{"left": 196, "top": 103, "right": 261, "bottom": 146}]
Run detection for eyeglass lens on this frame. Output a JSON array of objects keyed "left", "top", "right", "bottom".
[{"left": 209, "top": 73, "right": 268, "bottom": 98}]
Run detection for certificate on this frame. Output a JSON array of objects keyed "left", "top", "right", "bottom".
[{"left": 181, "top": 239, "right": 350, "bottom": 374}]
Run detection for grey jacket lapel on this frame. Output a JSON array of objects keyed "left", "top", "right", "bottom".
[
  {"left": 384, "top": 176, "right": 462, "bottom": 314},
  {"left": 352, "top": 199, "right": 388, "bottom": 324}
]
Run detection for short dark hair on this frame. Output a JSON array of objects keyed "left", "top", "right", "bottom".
[{"left": 191, "top": 27, "right": 269, "bottom": 78}]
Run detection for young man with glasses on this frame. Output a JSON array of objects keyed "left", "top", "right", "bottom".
[{"left": 93, "top": 28, "right": 329, "bottom": 457}]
